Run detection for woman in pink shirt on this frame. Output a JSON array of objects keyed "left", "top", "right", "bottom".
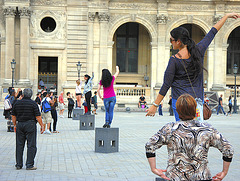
[{"left": 97, "top": 66, "right": 119, "bottom": 128}]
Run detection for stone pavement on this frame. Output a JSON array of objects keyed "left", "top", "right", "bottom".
[{"left": 0, "top": 110, "right": 239, "bottom": 181}]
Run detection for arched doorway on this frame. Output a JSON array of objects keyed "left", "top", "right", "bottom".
[
  {"left": 227, "top": 26, "right": 240, "bottom": 76},
  {"left": 170, "top": 24, "right": 208, "bottom": 88},
  {"left": 112, "top": 22, "right": 151, "bottom": 87}
]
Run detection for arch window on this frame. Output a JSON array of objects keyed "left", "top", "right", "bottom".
[
  {"left": 116, "top": 23, "right": 139, "bottom": 73},
  {"left": 227, "top": 26, "right": 240, "bottom": 74}
]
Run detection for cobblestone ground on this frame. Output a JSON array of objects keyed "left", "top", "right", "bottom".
[{"left": 0, "top": 110, "right": 239, "bottom": 181}]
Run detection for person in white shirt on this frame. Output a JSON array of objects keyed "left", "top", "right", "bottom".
[
  {"left": 75, "top": 80, "right": 82, "bottom": 108},
  {"left": 41, "top": 92, "right": 54, "bottom": 134}
]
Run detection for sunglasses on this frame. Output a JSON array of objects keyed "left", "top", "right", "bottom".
[{"left": 170, "top": 38, "right": 176, "bottom": 43}]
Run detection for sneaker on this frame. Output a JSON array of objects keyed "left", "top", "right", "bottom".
[
  {"left": 26, "top": 167, "right": 37, "bottom": 170},
  {"left": 103, "top": 124, "right": 107, "bottom": 128},
  {"left": 107, "top": 124, "right": 110, "bottom": 128},
  {"left": 45, "top": 130, "right": 51, "bottom": 135},
  {"left": 16, "top": 166, "right": 22, "bottom": 170}
]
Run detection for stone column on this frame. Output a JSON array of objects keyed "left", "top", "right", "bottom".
[
  {"left": 3, "top": 7, "right": 16, "bottom": 84},
  {"left": 156, "top": 14, "right": 168, "bottom": 88},
  {"left": 18, "top": 7, "right": 31, "bottom": 86},
  {"left": 211, "top": 32, "right": 225, "bottom": 91},
  {"left": 87, "top": 12, "right": 95, "bottom": 79},
  {"left": 107, "top": 41, "right": 114, "bottom": 71},
  {"left": 207, "top": 45, "right": 214, "bottom": 91},
  {"left": 150, "top": 43, "right": 158, "bottom": 102},
  {"left": 98, "top": 12, "right": 110, "bottom": 76}
]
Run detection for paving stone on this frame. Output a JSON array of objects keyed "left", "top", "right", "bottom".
[{"left": 0, "top": 110, "right": 239, "bottom": 180}]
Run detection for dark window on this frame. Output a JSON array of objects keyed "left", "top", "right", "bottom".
[
  {"left": 38, "top": 57, "right": 58, "bottom": 73},
  {"left": 116, "top": 23, "right": 139, "bottom": 73},
  {"left": 227, "top": 26, "right": 240, "bottom": 74},
  {"left": 40, "top": 17, "right": 56, "bottom": 33}
]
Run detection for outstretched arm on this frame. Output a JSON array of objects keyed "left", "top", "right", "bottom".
[
  {"left": 114, "top": 66, "right": 119, "bottom": 78},
  {"left": 214, "top": 13, "right": 240, "bottom": 31},
  {"left": 97, "top": 84, "right": 103, "bottom": 100}
]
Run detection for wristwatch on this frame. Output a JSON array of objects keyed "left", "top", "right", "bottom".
[{"left": 152, "top": 102, "right": 159, "bottom": 107}]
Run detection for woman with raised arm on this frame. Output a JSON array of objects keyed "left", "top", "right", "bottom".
[
  {"left": 83, "top": 72, "right": 94, "bottom": 115},
  {"left": 146, "top": 13, "right": 240, "bottom": 121},
  {"left": 97, "top": 66, "right": 119, "bottom": 128}
]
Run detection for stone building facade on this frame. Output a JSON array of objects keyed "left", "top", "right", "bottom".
[{"left": 0, "top": 0, "right": 240, "bottom": 106}]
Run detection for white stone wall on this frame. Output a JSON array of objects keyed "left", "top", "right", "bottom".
[{"left": 0, "top": 0, "right": 240, "bottom": 105}]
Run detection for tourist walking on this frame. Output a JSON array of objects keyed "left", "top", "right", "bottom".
[
  {"left": 204, "top": 93, "right": 210, "bottom": 105},
  {"left": 83, "top": 72, "right": 94, "bottom": 115},
  {"left": 227, "top": 96, "right": 232, "bottom": 116},
  {"left": 59, "top": 91, "right": 65, "bottom": 118},
  {"left": 75, "top": 80, "right": 82, "bottom": 108},
  {"left": 41, "top": 92, "right": 53, "bottom": 134},
  {"left": 146, "top": 13, "right": 240, "bottom": 122},
  {"left": 145, "top": 94, "right": 234, "bottom": 180},
  {"left": 158, "top": 102, "right": 163, "bottom": 116},
  {"left": 92, "top": 91, "right": 98, "bottom": 115},
  {"left": 97, "top": 66, "right": 119, "bottom": 128},
  {"left": 35, "top": 92, "right": 41, "bottom": 112},
  {"left": 11, "top": 88, "right": 45, "bottom": 170},
  {"left": 217, "top": 94, "right": 226, "bottom": 115},
  {"left": 67, "top": 92, "right": 74, "bottom": 118},
  {"left": 51, "top": 96, "right": 59, "bottom": 133}
]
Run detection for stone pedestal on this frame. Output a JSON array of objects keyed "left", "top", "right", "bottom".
[
  {"left": 95, "top": 128, "right": 119, "bottom": 153},
  {"left": 72, "top": 108, "right": 84, "bottom": 120},
  {"left": 79, "top": 114, "right": 95, "bottom": 130}
]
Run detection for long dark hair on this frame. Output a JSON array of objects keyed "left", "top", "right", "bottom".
[
  {"left": 84, "top": 74, "right": 91, "bottom": 84},
  {"left": 101, "top": 69, "right": 113, "bottom": 88},
  {"left": 170, "top": 26, "right": 206, "bottom": 79},
  {"left": 229, "top": 95, "right": 232, "bottom": 101}
]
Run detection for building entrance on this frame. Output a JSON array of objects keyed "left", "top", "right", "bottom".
[{"left": 38, "top": 56, "right": 58, "bottom": 92}]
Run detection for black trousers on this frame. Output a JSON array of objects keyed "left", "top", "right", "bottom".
[
  {"left": 228, "top": 104, "right": 232, "bottom": 114},
  {"left": 51, "top": 109, "right": 58, "bottom": 131},
  {"left": 68, "top": 106, "right": 74, "bottom": 118},
  {"left": 16, "top": 120, "right": 37, "bottom": 168},
  {"left": 85, "top": 91, "right": 92, "bottom": 112}
]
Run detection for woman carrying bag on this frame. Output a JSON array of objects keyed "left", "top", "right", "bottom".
[{"left": 146, "top": 13, "right": 240, "bottom": 121}]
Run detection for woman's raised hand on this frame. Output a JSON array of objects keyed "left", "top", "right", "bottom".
[{"left": 226, "top": 13, "right": 240, "bottom": 19}]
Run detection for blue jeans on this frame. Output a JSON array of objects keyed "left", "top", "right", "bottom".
[
  {"left": 217, "top": 105, "right": 226, "bottom": 115},
  {"left": 103, "top": 96, "right": 116, "bottom": 125},
  {"left": 172, "top": 98, "right": 181, "bottom": 122},
  {"left": 158, "top": 105, "right": 163, "bottom": 116}
]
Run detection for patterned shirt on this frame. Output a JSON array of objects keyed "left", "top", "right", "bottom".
[
  {"left": 159, "top": 27, "right": 218, "bottom": 101},
  {"left": 145, "top": 120, "right": 234, "bottom": 181}
]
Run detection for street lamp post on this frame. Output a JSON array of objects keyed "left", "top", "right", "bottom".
[
  {"left": 233, "top": 64, "right": 238, "bottom": 114},
  {"left": 76, "top": 61, "right": 82, "bottom": 80},
  {"left": 11, "top": 59, "right": 16, "bottom": 87}
]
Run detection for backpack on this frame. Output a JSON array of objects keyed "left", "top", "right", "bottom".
[
  {"left": 42, "top": 98, "right": 51, "bottom": 113},
  {"left": 91, "top": 97, "right": 95, "bottom": 104},
  {"left": 68, "top": 98, "right": 74, "bottom": 106},
  {"left": 4, "top": 98, "right": 12, "bottom": 110}
]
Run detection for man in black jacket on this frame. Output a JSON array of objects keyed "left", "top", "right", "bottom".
[{"left": 12, "top": 88, "right": 45, "bottom": 170}]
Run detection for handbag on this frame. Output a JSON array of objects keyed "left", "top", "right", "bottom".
[{"left": 177, "top": 53, "right": 212, "bottom": 120}]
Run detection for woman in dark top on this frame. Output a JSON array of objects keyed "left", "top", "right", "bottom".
[
  {"left": 67, "top": 92, "right": 74, "bottom": 118},
  {"left": 51, "top": 96, "right": 58, "bottom": 133},
  {"left": 146, "top": 13, "right": 240, "bottom": 121}
]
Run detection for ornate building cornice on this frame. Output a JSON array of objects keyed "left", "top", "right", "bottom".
[
  {"left": 213, "top": 15, "right": 223, "bottom": 24},
  {"left": 3, "top": 6, "right": 16, "bottom": 17},
  {"left": 88, "top": 12, "right": 96, "bottom": 22},
  {"left": 98, "top": 12, "right": 110, "bottom": 22},
  {"left": 19, "top": 7, "right": 31, "bottom": 18},
  {"left": 31, "top": 0, "right": 66, "bottom": 6},
  {"left": 156, "top": 14, "right": 168, "bottom": 24}
]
